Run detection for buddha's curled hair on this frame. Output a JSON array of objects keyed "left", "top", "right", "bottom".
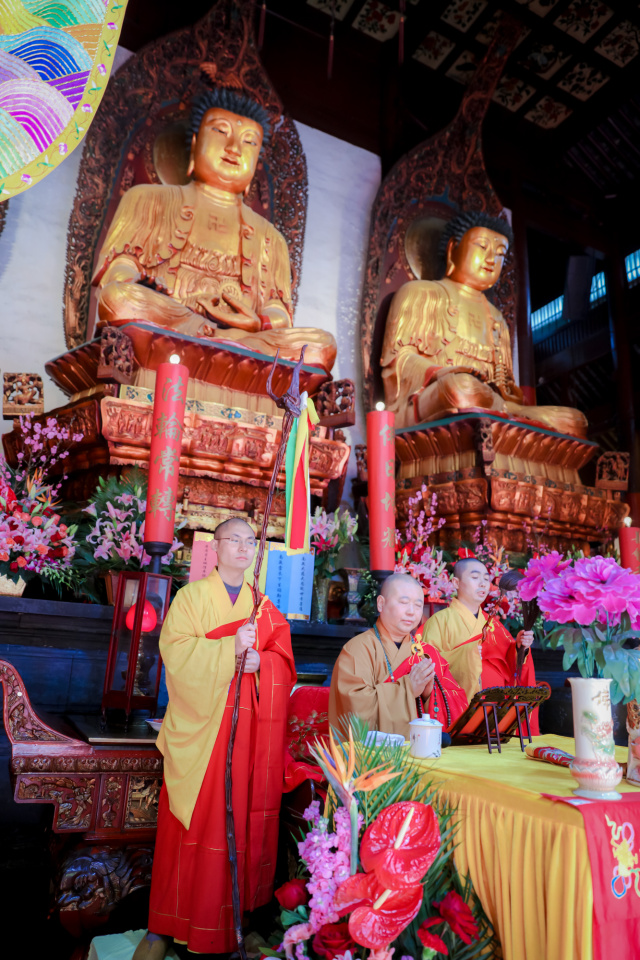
[
  {"left": 438, "top": 210, "right": 514, "bottom": 262},
  {"left": 190, "top": 87, "right": 272, "bottom": 147}
]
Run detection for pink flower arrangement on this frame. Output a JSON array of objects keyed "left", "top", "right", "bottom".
[
  {"left": 0, "top": 415, "right": 82, "bottom": 586},
  {"left": 310, "top": 507, "right": 357, "bottom": 579},
  {"left": 519, "top": 553, "right": 640, "bottom": 702},
  {"left": 80, "top": 474, "right": 181, "bottom": 572},
  {"left": 395, "top": 489, "right": 451, "bottom": 600},
  {"left": 519, "top": 552, "right": 570, "bottom": 604},
  {"left": 525, "top": 555, "right": 640, "bottom": 627}
]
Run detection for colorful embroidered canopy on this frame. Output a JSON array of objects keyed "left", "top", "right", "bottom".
[{"left": 0, "top": 0, "right": 127, "bottom": 198}]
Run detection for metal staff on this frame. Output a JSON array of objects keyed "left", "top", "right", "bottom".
[{"left": 225, "top": 346, "right": 308, "bottom": 960}]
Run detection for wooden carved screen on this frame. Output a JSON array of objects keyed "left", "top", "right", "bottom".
[
  {"left": 360, "top": 15, "right": 521, "bottom": 409},
  {"left": 63, "top": 0, "right": 307, "bottom": 350}
]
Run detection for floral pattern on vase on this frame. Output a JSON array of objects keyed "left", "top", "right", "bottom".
[{"left": 569, "top": 677, "right": 622, "bottom": 799}]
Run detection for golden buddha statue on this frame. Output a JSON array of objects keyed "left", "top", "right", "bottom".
[
  {"left": 380, "top": 211, "right": 587, "bottom": 438},
  {"left": 92, "top": 88, "right": 336, "bottom": 372}
]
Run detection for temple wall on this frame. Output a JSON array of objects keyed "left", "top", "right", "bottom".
[{"left": 0, "top": 66, "right": 380, "bottom": 506}]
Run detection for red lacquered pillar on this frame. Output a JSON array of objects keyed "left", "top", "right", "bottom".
[
  {"left": 620, "top": 525, "right": 640, "bottom": 574},
  {"left": 144, "top": 359, "right": 188, "bottom": 572},
  {"left": 367, "top": 409, "right": 396, "bottom": 581}
]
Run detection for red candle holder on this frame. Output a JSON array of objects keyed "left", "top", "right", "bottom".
[{"left": 101, "top": 570, "right": 171, "bottom": 722}]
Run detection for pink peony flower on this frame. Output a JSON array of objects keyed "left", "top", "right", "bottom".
[
  {"left": 536, "top": 555, "right": 640, "bottom": 627},
  {"left": 519, "top": 552, "right": 569, "bottom": 602}
]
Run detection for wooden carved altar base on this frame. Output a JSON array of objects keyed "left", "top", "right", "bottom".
[
  {"left": 394, "top": 414, "right": 629, "bottom": 552},
  {"left": 0, "top": 659, "right": 161, "bottom": 938}
]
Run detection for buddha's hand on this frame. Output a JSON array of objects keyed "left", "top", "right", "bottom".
[
  {"left": 435, "top": 365, "right": 489, "bottom": 382},
  {"left": 516, "top": 630, "right": 534, "bottom": 649},
  {"left": 235, "top": 622, "right": 256, "bottom": 656},
  {"left": 409, "top": 657, "right": 436, "bottom": 699},
  {"left": 197, "top": 293, "right": 261, "bottom": 332},
  {"left": 238, "top": 647, "right": 260, "bottom": 674}
]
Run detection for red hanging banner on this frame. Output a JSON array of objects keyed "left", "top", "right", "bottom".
[
  {"left": 144, "top": 360, "right": 188, "bottom": 552},
  {"left": 366, "top": 409, "right": 396, "bottom": 575}
]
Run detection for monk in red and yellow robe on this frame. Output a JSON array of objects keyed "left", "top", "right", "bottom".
[{"left": 148, "top": 568, "right": 296, "bottom": 954}]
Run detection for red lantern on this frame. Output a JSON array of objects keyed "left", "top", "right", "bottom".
[
  {"left": 366, "top": 410, "right": 396, "bottom": 576},
  {"left": 144, "top": 359, "right": 188, "bottom": 571},
  {"left": 102, "top": 570, "right": 171, "bottom": 722},
  {"left": 125, "top": 599, "right": 158, "bottom": 633}
]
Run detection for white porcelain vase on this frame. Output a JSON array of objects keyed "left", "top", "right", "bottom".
[{"left": 569, "top": 677, "right": 622, "bottom": 800}]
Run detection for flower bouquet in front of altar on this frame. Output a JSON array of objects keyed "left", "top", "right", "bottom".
[
  {"left": 262, "top": 722, "right": 494, "bottom": 960},
  {"left": 0, "top": 415, "right": 82, "bottom": 595},
  {"left": 309, "top": 508, "right": 358, "bottom": 621},
  {"left": 310, "top": 507, "right": 358, "bottom": 580},
  {"left": 519, "top": 552, "right": 640, "bottom": 795},
  {"left": 394, "top": 488, "right": 452, "bottom": 603},
  {"left": 72, "top": 469, "right": 185, "bottom": 601}
]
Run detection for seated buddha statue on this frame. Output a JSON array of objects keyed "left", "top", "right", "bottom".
[
  {"left": 92, "top": 88, "right": 336, "bottom": 372},
  {"left": 380, "top": 211, "right": 587, "bottom": 438}
]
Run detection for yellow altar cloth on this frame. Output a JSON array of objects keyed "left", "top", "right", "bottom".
[{"left": 417, "top": 734, "right": 636, "bottom": 960}]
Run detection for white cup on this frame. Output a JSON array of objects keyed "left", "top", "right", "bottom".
[{"left": 409, "top": 715, "right": 443, "bottom": 759}]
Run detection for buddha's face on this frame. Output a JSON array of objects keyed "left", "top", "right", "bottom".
[
  {"left": 447, "top": 226, "right": 509, "bottom": 291},
  {"left": 190, "top": 107, "right": 263, "bottom": 194}
]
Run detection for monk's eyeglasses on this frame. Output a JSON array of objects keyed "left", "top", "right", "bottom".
[{"left": 216, "top": 536, "right": 257, "bottom": 548}]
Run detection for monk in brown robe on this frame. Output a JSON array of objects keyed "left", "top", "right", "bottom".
[
  {"left": 329, "top": 573, "right": 468, "bottom": 737},
  {"left": 423, "top": 557, "right": 539, "bottom": 734}
]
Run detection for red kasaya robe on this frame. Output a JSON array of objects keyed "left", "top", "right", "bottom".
[
  {"left": 385, "top": 631, "right": 469, "bottom": 732},
  {"left": 149, "top": 571, "right": 296, "bottom": 954}
]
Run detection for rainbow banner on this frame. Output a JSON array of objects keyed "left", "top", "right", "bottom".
[
  {"left": 0, "top": 0, "right": 127, "bottom": 198},
  {"left": 284, "top": 393, "right": 318, "bottom": 554}
]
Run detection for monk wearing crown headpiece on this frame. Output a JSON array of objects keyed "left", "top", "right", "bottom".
[
  {"left": 93, "top": 87, "right": 336, "bottom": 372},
  {"left": 381, "top": 211, "right": 587, "bottom": 437}
]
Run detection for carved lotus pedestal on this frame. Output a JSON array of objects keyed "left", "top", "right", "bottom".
[
  {"left": 3, "top": 325, "right": 355, "bottom": 538},
  {"left": 392, "top": 413, "right": 630, "bottom": 552}
]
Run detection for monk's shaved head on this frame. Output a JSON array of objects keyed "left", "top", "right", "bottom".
[
  {"left": 380, "top": 572, "right": 424, "bottom": 600},
  {"left": 214, "top": 517, "right": 255, "bottom": 540},
  {"left": 377, "top": 573, "right": 424, "bottom": 639},
  {"left": 452, "top": 558, "right": 488, "bottom": 580}
]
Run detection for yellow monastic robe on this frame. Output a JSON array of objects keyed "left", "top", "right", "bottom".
[
  {"left": 422, "top": 597, "right": 486, "bottom": 702},
  {"left": 329, "top": 622, "right": 421, "bottom": 737},
  {"left": 157, "top": 568, "right": 256, "bottom": 829}
]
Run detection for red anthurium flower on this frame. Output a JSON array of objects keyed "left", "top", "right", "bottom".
[
  {"left": 457, "top": 548, "right": 475, "bottom": 559},
  {"left": 334, "top": 871, "right": 423, "bottom": 950},
  {"left": 433, "top": 891, "right": 479, "bottom": 945},
  {"left": 274, "top": 878, "right": 309, "bottom": 911},
  {"left": 417, "top": 923, "right": 449, "bottom": 956},
  {"left": 360, "top": 801, "right": 441, "bottom": 890}
]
